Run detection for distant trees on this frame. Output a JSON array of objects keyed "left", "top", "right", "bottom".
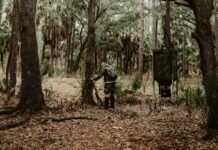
[{"left": 18, "top": 0, "right": 45, "bottom": 113}]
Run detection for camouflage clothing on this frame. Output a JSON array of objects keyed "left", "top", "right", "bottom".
[{"left": 93, "top": 66, "right": 117, "bottom": 109}]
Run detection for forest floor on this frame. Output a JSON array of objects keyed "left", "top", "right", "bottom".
[{"left": 0, "top": 76, "right": 218, "bottom": 150}]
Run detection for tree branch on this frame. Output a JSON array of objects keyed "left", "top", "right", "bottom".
[{"left": 174, "top": 1, "right": 191, "bottom": 8}]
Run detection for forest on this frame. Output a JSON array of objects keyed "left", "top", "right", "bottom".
[{"left": 0, "top": 0, "right": 218, "bottom": 149}]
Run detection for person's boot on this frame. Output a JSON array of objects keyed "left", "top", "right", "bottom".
[
  {"left": 104, "top": 97, "right": 109, "bottom": 109},
  {"left": 110, "top": 96, "right": 115, "bottom": 108}
]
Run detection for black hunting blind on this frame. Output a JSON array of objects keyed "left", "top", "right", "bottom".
[{"left": 152, "top": 49, "right": 178, "bottom": 97}]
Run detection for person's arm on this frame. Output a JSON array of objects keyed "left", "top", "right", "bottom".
[{"left": 92, "top": 69, "right": 106, "bottom": 81}]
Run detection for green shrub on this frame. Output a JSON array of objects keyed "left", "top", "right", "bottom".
[
  {"left": 131, "top": 75, "right": 141, "bottom": 92},
  {"left": 115, "top": 80, "right": 123, "bottom": 96},
  {"left": 179, "top": 84, "right": 205, "bottom": 107}
]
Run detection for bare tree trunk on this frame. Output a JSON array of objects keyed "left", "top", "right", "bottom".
[
  {"left": 152, "top": 0, "right": 158, "bottom": 50},
  {"left": 72, "top": 37, "right": 87, "bottom": 72},
  {"left": 186, "top": 0, "right": 218, "bottom": 129},
  {"left": 214, "top": 0, "right": 218, "bottom": 67},
  {"left": 0, "top": 0, "right": 3, "bottom": 22},
  {"left": 152, "top": 0, "right": 158, "bottom": 96},
  {"left": 139, "top": 0, "right": 145, "bottom": 79},
  {"left": 7, "top": 0, "right": 19, "bottom": 96},
  {"left": 18, "top": 0, "right": 45, "bottom": 113},
  {"left": 0, "top": 0, "right": 4, "bottom": 71},
  {"left": 163, "top": 0, "right": 173, "bottom": 49},
  {"left": 66, "top": 21, "right": 72, "bottom": 73},
  {"left": 69, "top": 17, "right": 76, "bottom": 73},
  {"left": 41, "top": 42, "right": 46, "bottom": 63},
  {"left": 82, "top": 0, "right": 96, "bottom": 105}
]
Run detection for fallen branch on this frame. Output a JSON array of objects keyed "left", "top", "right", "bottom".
[
  {"left": 0, "top": 117, "right": 29, "bottom": 131},
  {"left": 40, "top": 115, "right": 96, "bottom": 124},
  {"left": 0, "top": 107, "right": 17, "bottom": 115}
]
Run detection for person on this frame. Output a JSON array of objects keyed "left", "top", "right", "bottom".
[{"left": 91, "top": 63, "right": 117, "bottom": 109}]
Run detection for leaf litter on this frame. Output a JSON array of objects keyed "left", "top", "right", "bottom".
[{"left": 0, "top": 77, "right": 217, "bottom": 150}]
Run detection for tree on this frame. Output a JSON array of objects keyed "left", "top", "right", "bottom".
[
  {"left": 214, "top": 0, "right": 218, "bottom": 65},
  {"left": 17, "top": 0, "right": 45, "bottom": 113},
  {"left": 0, "top": 0, "right": 3, "bottom": 21},
  {"left": 6, "top": 0, "right": 19, "bottom": 96},
  {"left": 139, "top": 0, "right": 144, "bottom": 79},
  {"left": 82, "top": 0, "right": 96, "bottom": 105},
  {"left": 163, "top": 0, "right": 174, "bottom": 49},
  {"left": 183, "top": 0, "right": 218, "bottom": 129}
]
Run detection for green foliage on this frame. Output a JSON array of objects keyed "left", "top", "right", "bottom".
[
  {"left": 44, "top": 86, "right": 54, "bottom": 98},
  {"left": 40, "top": 62, "right": 50, "bottom": 77},
  {"left": 0, "top": 78, "right": 7, "bottom": 92},
  {"left": 179, "top": 84, "right": 205, "bottom": 107},
  {"left": 131, "top": 75, "right": 141, "bottom": 92},
  {"left": 54, "top": 67, "right": 66, "bottom": 77},
  {"left": 115, "top": 80, "right": 123, "bottom": 96}
]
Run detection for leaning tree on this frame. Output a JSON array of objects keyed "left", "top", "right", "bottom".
[
  {"left": 17, "top": 0, "right": 45, "bottom": 113},
  {"left": 177, "top": 0, "right": 218, "bottom": 129}
]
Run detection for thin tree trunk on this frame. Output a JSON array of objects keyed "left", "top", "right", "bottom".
[
  {"left": 69, "top": 18, "right": 76, "bottom": 73},
  {"left": 66, "top": 24, "right": 72, "bottom": 73},
  {"left": 163, "top": 0, "right": 172, "bottom": 49},
  {"left": 82, "top": 0, "right": 96, "bottom": 105},
  {"left": 17, "top": 0, "right": 45, "bottom": 113},
  {"left": 139, "top": 0, "right": 145, "bottom": 79},
  {"left": 152, "top": 0, "right": 158, "bottom": 96},
  {"left": 7, "top": 0, "right": 19, "bottom": 96},
  {"left": 0, "top": 0, "right": 4, "bottom": 71},
  {"left": 72, "top": 37, "right": 88, "bottom": 72},
  {"left": 0, "top": 0, "right": 3, "bottom": 22},
  {"left": 214, "top": 0, "right": 218, "bottom": 67},
  {"left": 152, "top": 0, "right": 158, "bottom": 50},
  {"left": 41, "top": 42, "right": 46, "bottom": 63}
]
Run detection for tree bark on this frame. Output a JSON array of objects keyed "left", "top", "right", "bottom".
[
  {"left": 185, "top": 0, "right": 218, "bottom": 129},
  {"left": 17, "top": 0, "right": 45, "bottom": 113},
  {"left": 82, "top": 0, "right": 96, "bottom": 105}
]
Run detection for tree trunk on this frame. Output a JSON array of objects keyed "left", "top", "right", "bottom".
[
  {"left": 186, "top": 0, "right": 218, "bottom": 129},
  {"left": 69, "top": 18, "right": 76, "bottom": 73},
  {"left": 0, "top": 0, "right": 4, "bottom": 71},
  {"left": 41, "top": 42, "right": 46, "bottom": 63},
  {"left": 152, "top": 0, "right": 158, "bottom": 50},
  {"left": 82, "top": 0, "right": 96, "bottom": 105},
  {"left": 214, "top": 0, "right": 218, "bottom": 67},
  {"left": 17, "top": 0, "right": 45, "bottom": 113},
  {"left": 72, "top": 37, "right": 88, "bottom": 72},
  {"left": 0, "top": 0, "right": 3, "bottom": 22},
  {"left": 7, "top": 0, "right": 19, "bottom": 96},
  {"left": 66, "top": 23, "right": 72, "bottom": 73},
  {"left": 139, "top": 0, "right": 144, "bottom": 79},
  {"left": 163, "top": 0, "right": 173, "bottom": 49}
]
